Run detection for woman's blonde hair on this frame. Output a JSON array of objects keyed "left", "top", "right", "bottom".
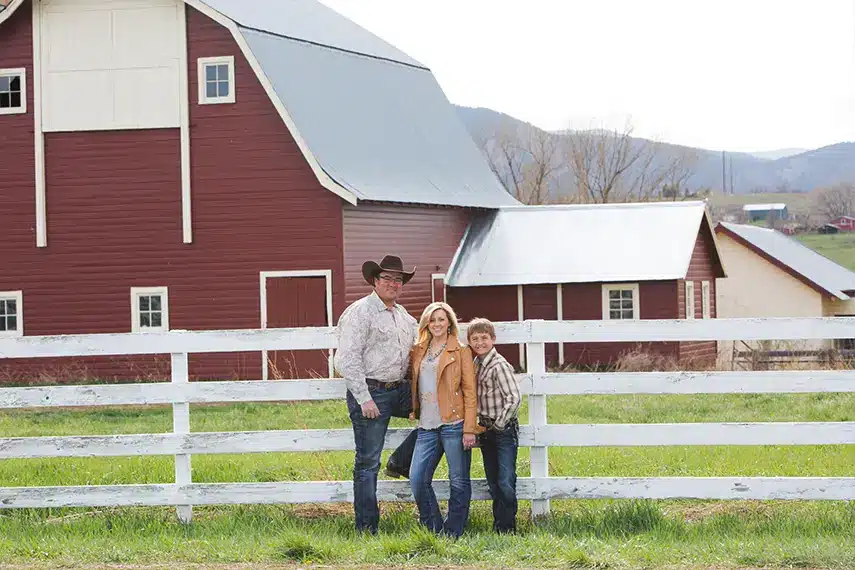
[{"left": 417, "top": 302, "right": 460, "bottom": 346}]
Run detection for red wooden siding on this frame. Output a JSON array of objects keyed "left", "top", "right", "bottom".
[
  {"left": 0, "top": 6, "right": 346, "bottom": 383},
  {"left": 0, "top": 0, "right": 35, "bottom": 251},
  {"left": 523, "top": 284, "right": 559, "bottom": 367},
  {"left": 447, "top": 285, "right": 521, "bottom": 370},
  {"left": 560, "top": 281, "right": 679, "bottom": 369},
  {"left": 341, "top": 203, "right": 470, "bottom": 321},
  {"left": 678, "top": 221, "right": 718, "bottom": 366},
  {"left": 266, "top": 276, "right": 329, "bottom": 380}
]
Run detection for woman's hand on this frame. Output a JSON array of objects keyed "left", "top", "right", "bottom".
[{"left": 463, "top": 433, "right": 477, "bottom": 450}]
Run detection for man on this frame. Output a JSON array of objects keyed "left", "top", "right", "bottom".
[{"left": 334, "top": 254, "right": 419, "bottom": 534}]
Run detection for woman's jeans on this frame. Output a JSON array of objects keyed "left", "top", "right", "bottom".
[{"left": 409, "top": 422, "right": 472, "bottom": 538}]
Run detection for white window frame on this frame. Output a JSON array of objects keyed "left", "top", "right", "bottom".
[
  {"left": 602, "top": 283, "right": 640, "bottom": 320},
  {"left": 0, "top": 290, "right": 23, "bottom": 337},
  {"left": 197, "top": 56, "right": 235, "bottom": 105},
  {"left": 131, "top": 287, "right": 170, "bottom": 332},
  {"left": 701, "top": 280, "right": 711, "bottom": 319},
  {"left": 685, "top": 281, "right": 696, "bottom": 320},
  {"left": 431, "top": 273, "right": 446, "bottom": 303},
  {"left": 0, "top": 67, "right": 26, "bottom": 115}
]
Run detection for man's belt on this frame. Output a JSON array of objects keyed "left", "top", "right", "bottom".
[{"left": 365, "top": 378, "right": 404, "bottom": 390}]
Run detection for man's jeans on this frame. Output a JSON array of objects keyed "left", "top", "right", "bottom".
[
  {"left": 478, "top": 417, "right": 519, "bottom": 533},
  {"left": 409, "top": 422, "right": 472, "bottom": 538},
  {"left": 346, "top": 382, "right": 414, "bottom": 533}
]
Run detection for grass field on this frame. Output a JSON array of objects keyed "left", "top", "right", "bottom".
[
  {"left": 795, "top": 232, "right": 855, "bottom": 271},
  {"left": 1, "top": 394, "right": 854, "bottom": 568}
]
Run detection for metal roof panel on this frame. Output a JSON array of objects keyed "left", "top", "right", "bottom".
[
  {"left": 446, "top": 201, "right": 709, "bottom": 287},
  {"left": 240, "top": 27, "right": 519, "bottom": 209}
]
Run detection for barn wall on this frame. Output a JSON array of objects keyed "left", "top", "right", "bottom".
[
  {"left": 0, "top": 6, "right": 345, "bottom": 383},
  {"left": 341, "top": 203, "right": 471, "bottom": 321},
  {"left": 561, "top": 281, "right": 679, "bottom": 369},
  {"left": 679, "top": 221, "right": 719, "bottom": 366},
  {"left": 446, "top": 285, "right": 521, "bottom": 370}
]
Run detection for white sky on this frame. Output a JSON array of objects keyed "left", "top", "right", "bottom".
[{"left": 318, "top": 0, "right": 855, "bottom": 153}]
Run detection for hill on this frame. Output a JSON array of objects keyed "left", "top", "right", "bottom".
[{"left": 454, "top": 105, "right": 855, "bottom": 195}]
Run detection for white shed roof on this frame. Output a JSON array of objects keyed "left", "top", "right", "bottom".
[
  {"left": 446, "top": 201, "right": 721, "bottom": 287},
  {"left": 743, "top": 203, "right": 787, "bottom": 211}
]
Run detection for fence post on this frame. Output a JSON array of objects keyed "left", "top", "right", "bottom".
[
  {"left": 526, "top": 339, "right": 550, "bottom": 519},
  {"left": 171, "top": 352, "right": 193, "bottom": 524}
]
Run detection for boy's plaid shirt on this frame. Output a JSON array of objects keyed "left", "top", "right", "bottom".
[{"left": 475, "top": 348, "right": 521, "bottom": 430}]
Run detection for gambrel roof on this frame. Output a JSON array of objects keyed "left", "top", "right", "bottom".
[{"left": 1, "top": 0, "right": 516, "bottom": 209}]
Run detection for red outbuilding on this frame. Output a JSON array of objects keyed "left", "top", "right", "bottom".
[
  {"left": 445, "top": 201, "right": 727, "bottom": 371},
  {"left": 0, "top": 0, "right": 518, "bottom": 383}
]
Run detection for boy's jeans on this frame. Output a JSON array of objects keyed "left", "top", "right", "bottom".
[
  {"left": 479, "top": 417, "right": 519, "bottom": 533},
  {"left": 409, "top": 422, "right": 472, "bottom": 538},
  {"left": 346, "top": 381, "right": 414, "bottom": 533}
]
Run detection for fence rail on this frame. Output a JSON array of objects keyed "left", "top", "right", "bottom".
[{"left": 1, "top": 317, "right": 854, "bottom": 522}]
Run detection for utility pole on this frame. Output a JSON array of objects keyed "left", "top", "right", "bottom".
[{"left": 722, "top": 151, "right": 727, "bottom": 194}]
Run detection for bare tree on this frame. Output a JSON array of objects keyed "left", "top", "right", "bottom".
[
  {"left": 563, "top": 120, "right": 698, "bottom": 204},
  {"left": 813, "top": 183, "right": 855, "bottom": 221},
  {"left": 477, "top": 124, "right": 561, "bottom": 205}
]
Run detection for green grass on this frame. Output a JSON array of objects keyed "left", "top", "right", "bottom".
[
  {"left": 1, "top": 395, "right": 854, "bottom": 567},
  {"left": 795, "top": 233, "right": 855, "bottom": 271}
]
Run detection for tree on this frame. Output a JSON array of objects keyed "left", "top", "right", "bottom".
[
  {"left": 562, "top": 120, "right": 698, "bottom": 204},
  {"left": 476, "top": 124, "right": 561, "bottom": 205},
  {"left": 813, "top": 183, "right": 855, "bottom": 221}
]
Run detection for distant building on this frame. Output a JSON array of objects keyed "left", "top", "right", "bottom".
[
  {"left": 828, "top": 215, "right": 855, "bottom": 232},
  {"left": 742, "top": 203, "right": 788, "bottom": 222},
  {"left": 715, "top": 222, "right": 855, "bottom": 365}
]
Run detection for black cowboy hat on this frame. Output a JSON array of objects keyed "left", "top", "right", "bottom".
[{"left": 362, "top": 255, "right": 416, "bottom": 286}]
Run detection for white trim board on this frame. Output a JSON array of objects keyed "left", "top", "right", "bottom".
[
  {"left": 259, "top": 269, "right": 334, "bottom": 381},
  {"left": 178, "top": 1, "right": 192, "bottom": 244},
  {"left": 31, "top": 1, "right": 46, "bottom": 248}
]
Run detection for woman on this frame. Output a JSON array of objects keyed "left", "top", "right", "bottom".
[{"left": 408, "top": 301, "right": 479, "bottom": 538}]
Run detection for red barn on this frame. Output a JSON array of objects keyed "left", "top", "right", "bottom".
[
  {"left": 829, "top": 216, "right": 855, "bottom": 232},
  {"left": 445, "top": 201, "right": 727, "bottom": 371},
  {"left": 0, "top": 0, "right": 517, "bottom": 383}
]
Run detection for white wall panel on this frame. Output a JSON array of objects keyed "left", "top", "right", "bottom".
[{"left": 40, "top": 0, "right": 183, "bottom": 132}]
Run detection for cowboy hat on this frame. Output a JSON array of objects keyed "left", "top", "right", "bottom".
[{"left": 362, "top": 255, "right": 416, "bottom": 286}]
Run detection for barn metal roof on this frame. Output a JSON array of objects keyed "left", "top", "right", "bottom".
[
  {"left": 718, "top": 222, "right": 855, "bottom": 300},
  {"left": 445, "top": 201, "right": 718, "bottom": 287},
  {"left": 198, "top": 0, "right": 517, "bottom": 209},
  {"left": 199, "top": 0, "right": 423, "bottom": 67}
]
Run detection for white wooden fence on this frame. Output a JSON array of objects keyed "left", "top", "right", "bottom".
[{"left": 1, "top": 317, "right": 854, "bottom": 523}]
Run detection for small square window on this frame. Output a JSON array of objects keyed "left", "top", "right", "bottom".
[
  {"left": 131, "top": 287, "right": 169, "bottom": 332},
  {"left": 0, "top": 290, "right": 23, "bottom": 336},
  {"left": 602, "top": 284, "right": 639, "bottom": 320},
  {"left": 0, "top": 68, "right": 26, "bottom": 115},
  {"left": 198, "top": 56, "right": 235, "bottom": 105}
]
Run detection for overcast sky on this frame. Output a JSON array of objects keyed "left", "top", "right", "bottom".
[{"left": 318, "top": 0, "right": 855, "bottom": 153}]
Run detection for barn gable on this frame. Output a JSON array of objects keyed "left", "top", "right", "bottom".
[{"left": 0, "top": 0, "right": 517, "bottom": 212}]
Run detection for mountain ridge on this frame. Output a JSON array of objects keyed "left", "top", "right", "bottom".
[{"left": 454, "top": 105, "right": 855, "bottom": 194}]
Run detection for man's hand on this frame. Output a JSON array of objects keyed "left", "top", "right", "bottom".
[
  {"left": 361, "top": 400, "right": 380, "bottom": 419},
  {"left": 462, "top": 433, "right": 477, "bottom": 450}
]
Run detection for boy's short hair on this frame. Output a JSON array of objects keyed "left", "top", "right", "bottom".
[{"left": 466, "top": 317, "right": 496, "bottom": 339}]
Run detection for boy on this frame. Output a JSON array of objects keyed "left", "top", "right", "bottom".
[{"left": 467, "top": 317, "right": 522, "bottom": 534}]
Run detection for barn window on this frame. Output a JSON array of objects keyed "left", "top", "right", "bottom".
[
  {"left": 198, "top": 56, "right": 235, "bottom": 105},
  {"left": 0, "top": 68, "right": 26, "bottom": 115},
  {"left": 685, "top": 281, "right": 695, "bottom": 319},
  {"left": 602, "top": 284, "right": 639, "bottom": 320},
  {"left": 0, "top": 291, "right": 23, "bottom": 336},
  {"left": 131, "top": 287, "right": 169, "bottom": 332}
]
